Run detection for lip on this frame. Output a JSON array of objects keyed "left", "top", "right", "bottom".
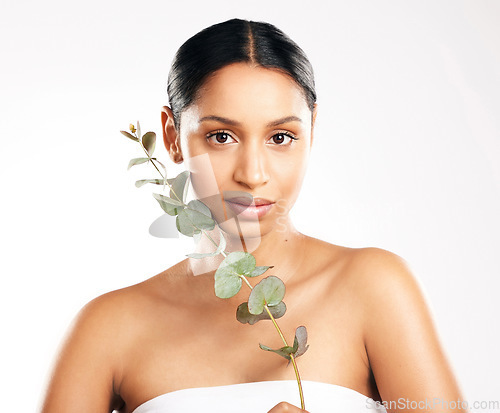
[
  {"left": 224, "top": 196, "right": 275, "bottom": 219},
  {"left": 225, "top": 196, "right": 274, "bottom": 206}
]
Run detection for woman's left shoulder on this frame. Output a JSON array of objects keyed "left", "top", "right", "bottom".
[
  {"left": 333, "top": 245, "right": 422, "bottom": 298},
  {"left": 336, "top": 251, "right": 464, "bottom": 403},
  {"left": 301, "top": 238, "right": 423, "bottom": 303}
]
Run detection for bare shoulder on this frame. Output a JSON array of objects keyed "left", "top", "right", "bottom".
[
  {"left": 41, "top": 262, "right": 186, "bottom": 413},
  {"left": 301, "top": 237, "right": 416, "bottom": 290},
  {"left": 343, "top": 246, "right": 419, "bottom": 293},
  {"left": 301, "top": 239, "right": 424, "bottom": 320},
  {"left": 337, "top": 247, "right": 464, "bottom": 404},
  {"left": 338, "top": 246, "right": 429, "bottom": 326},
  {"left": 79, "top": 258, "right": 189, "bottom": 320}
]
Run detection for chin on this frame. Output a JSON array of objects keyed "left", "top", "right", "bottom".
[
  {"left": 216, "top": 218, "right": 262, "bottom": 253},
  {"left": 216, "top": 216, "right": 281, "bottom": 253}
]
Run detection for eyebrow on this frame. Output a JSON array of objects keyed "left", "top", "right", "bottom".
[{"left": 199, "top": 115, "right": 302, "bottom": 128}]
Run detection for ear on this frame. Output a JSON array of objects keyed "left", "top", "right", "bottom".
[
  {"left": 161, "top": 106, "right": 183, "bottom": 164},
  {"left": 310, "top": 103, "right": 318, "bottom": 147}
]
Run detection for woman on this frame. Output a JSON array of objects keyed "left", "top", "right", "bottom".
[{"left": 41, "top": 18, "right": 465, "bottom": 413}]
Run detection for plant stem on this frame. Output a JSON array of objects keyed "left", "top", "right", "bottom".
[
  {"left": 136, "top": 135, "right": 183, "bottom": 203},
  {"left": 239, "top": 274, "right": 253, "bottom": 290},
  {"left": 263, "top": 305, "right": 287, "bottom": 346},
  {"left": 263, "top": 305, "right": 305, "bottom": 410},
  {"left": 289, "top": 354, "right": 305, "bottom": 410},
  {"left": 202, "top": 226, "right": 305, "bottom": 409}
]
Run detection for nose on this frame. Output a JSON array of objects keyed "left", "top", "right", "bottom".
[{"left": 233, "top": 141, "right": 270, "bottom": 189}]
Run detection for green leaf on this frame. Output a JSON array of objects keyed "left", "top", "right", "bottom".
[
  {"left": 176, "top": 207, "right": 215, "bottom": 237},
  {"left": 248, "top": 276, "right": 285, "bottom": 315},
  {"left": 152, "top": 193, "right": 184, "bottom": 206},
  {"left": 187, "top": 199, "right": 212, "bottom": 218},
  {"left": 135, "top": 178, "right": 165, "bottom": 188},
  {"left": 185, "top": 207, "right": 215, "bottom": 229},
  {"left": 136, "top": 120, "right": 142, "bottom": 139},
  {"left": 152, "top": 193, "right": 184, "bottom": 216},
  {"left": 121, "top": 130, "right": 139, "bottom": 142},
  {"left": 142, "top": 131, "right": 156, "bottom": 156},
  {"left": 258, "top": 326, "right": 308, "bottom": 362},
  {"left": 213, "top": 252, "right": 259, "bottom": 299},
  {"left": 236, "top": 301, "right": 286, "bottom": 325},
  {"left": 218, "top": 251, "right": 256, "bottom": 276},
  {"left": 155, "top": 200, "right": 183, "bottom": 216},
  {"left": 170, "top": 171, "right": 190, "bottom": 203},
  {"left": 247, "top": 265, "right": 274, "bottom": 277},
  {"left": 214, "top": 266, "right": 242, "bottom": 298},
  {"left": 259, "top": 343, "right": 295, "bottom": 361},
  {"left": 292, "top": 326, "right": 309, "bottom": 358},
  {"left": 186, "top": 227, "right": 226, "bottom": 259},
  {"left": 127, "top": 157, "right": 149, "bottom": 170}
]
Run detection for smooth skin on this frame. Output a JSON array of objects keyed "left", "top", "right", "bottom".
[{"left": 40, "top": 63, "right": 465, "bottom": 413}]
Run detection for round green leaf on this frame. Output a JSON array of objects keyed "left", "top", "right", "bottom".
[
  {"left": 185, "top": 207, "right": 215, "bottom": 230},
  {"left": 176, "top": 207, "right": 215, "bottom": 237},
  {"left": 176, "top": 210, "right": 196, "bottom": 237},
  {"left": 292, "top": 326, "right": 309, "bottom": 358},
  {"left": 248, "top": 276, "right": 285, "bottom": 315},
  {"left": 236, "top": 301, "right": 286, "bottom": 325},
  {"left": 142, "top": 131, "right": 156, "bottom": 155},
  {"left": 214, "top": 266, "right": 242, "bottom": 298},
  {"left": 187, "top": 199, "right": 212, "bottom": 218},
  {"left": 219, "top": 251, "right": 256, "bottom": 276}
]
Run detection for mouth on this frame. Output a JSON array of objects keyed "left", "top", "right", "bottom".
[
  {"left": 225, "top": 197, "right": 274, "bottom": 206},
  {"left": 222, "top": 192, "right": 275, "bottom": 218}
]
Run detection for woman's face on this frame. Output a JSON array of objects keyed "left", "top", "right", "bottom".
[{"left": 173, "top": 62, "right": 316, "bottom": 240}]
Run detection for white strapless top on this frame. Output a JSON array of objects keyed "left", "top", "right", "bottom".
[{"left": 131, "top": 380, "right": 387, "bottom": 413}]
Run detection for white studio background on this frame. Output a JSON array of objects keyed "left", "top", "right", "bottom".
[{"left": 1, "top": 0, "right": 499, "bottom": 411}]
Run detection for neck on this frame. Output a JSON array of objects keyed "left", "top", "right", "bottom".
[{"left": 187, "top": 215, "right": 307, "bottom": 285}]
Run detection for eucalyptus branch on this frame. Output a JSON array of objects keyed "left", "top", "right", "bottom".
[
  {"left": 240, "top": 276, "right": 305, "bottom": 408},
  {"left": 121, "top": 122, "right": 309, "bottom": 410}
]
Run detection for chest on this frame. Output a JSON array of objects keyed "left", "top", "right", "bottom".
[{"left": 117, "top": 286, "right": 376, "bottom": 412}]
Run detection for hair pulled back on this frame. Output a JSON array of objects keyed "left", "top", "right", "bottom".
[{"left": 167, "top": 18, "right": 317, "bottom": 131}]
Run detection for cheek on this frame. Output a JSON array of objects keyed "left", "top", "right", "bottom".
[
  {"left": 271, "top": 158, "right": 307, "bottom": 203},
  {"left": 184, "top": 151, "right": 233, "bottom": 201}
]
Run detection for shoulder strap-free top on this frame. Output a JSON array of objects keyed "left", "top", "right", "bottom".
[{"left": 131, "top": 380, "right": 387, "bottom": 413}]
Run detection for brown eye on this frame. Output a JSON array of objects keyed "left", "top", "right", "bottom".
[
  {"left": 215, "top": 132, "right": 230, "bottom": 143},
  {"left": 273, "top": 134, "right": 285, "bottom": 144},
  {"left": 206, "top": 131, "right": 236, "bottom": 145},
  {"left": 268, "top": 132, "right": 297, "bottom": 145}
]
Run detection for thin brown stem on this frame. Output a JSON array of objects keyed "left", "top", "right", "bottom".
[{"left": 136, "top": 134, "right": 183, "bottom": 203}]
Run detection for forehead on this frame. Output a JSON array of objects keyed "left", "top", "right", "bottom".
[{"left": 183, "top": 63, "right": 311, "bottom": 126}]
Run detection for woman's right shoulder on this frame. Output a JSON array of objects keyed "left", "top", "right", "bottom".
[
  {"left": 41, "top": 262, "right": 189, "bottom": 412},
  {"left": 74, "top": 259, "right": 190, "bottom": 331}
]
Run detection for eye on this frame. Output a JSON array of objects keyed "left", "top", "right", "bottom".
[
  {"left": 267, "top": 132, "right": 298, "bottom": 146},
  {"left": 206, "top": 130, "right": 237, "bottom": 145}
]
